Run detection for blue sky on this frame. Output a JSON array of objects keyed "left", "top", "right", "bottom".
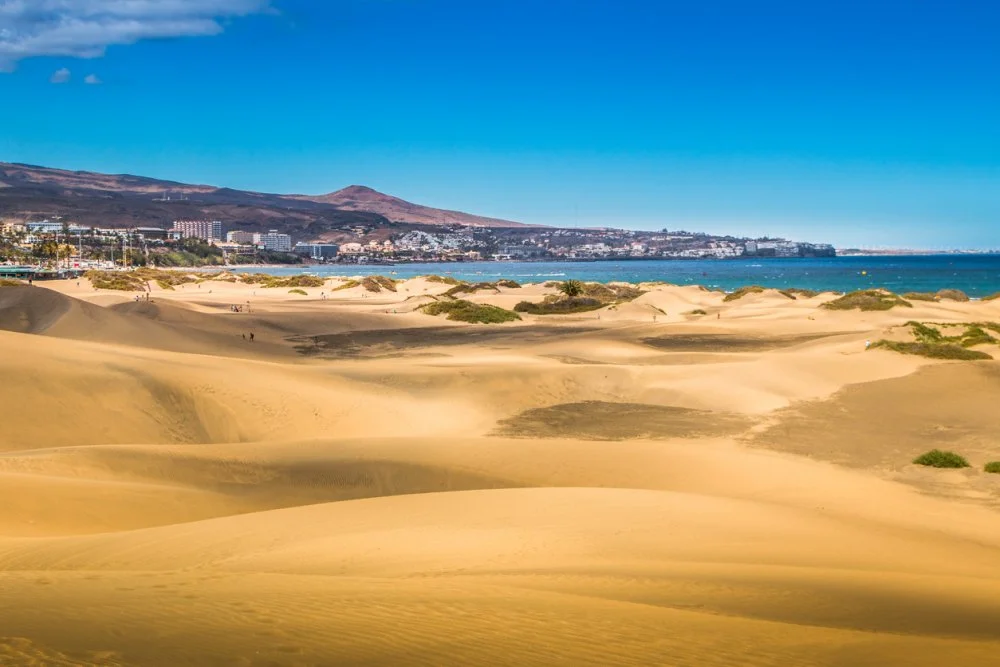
[{"left": 1, "top": 0, "right": 998, "bottom": 248}]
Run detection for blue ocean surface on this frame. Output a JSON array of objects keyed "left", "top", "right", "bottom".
[{"left": 236, "top": 255, "right": 1000, "bottom": 298}]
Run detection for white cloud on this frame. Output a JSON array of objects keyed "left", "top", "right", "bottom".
[
  {"left": 49, "top": 65, "right": 69, "bottom": 82},
  {"left": 0, "top": 1, "right": 271, "bottom": 72},
  {"left": 84, "top": 72, "right": 100, "bottom": 84}
]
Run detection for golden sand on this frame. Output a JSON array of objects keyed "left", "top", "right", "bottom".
[{"left": 0, "top": 277, "right": 998, "bottom": 666}]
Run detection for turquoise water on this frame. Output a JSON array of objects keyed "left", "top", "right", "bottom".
[{"left": 237, "top": 255, "right": 1000, "bottom": 298}]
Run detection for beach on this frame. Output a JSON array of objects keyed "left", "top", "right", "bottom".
[{"left": 1, "top": 275, "right": 999, "bottom": 666}]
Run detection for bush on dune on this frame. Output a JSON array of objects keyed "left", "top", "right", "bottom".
[
  {"left": 723, "top": 285, "right": 766, "bottom": 302},
  {"left": 912, "top": 449, "right": 970, "bottom": 469},
  {"left": 983, "top": 293, "right": 1000, "bottom": 302},
  {"left": 514, "top": 297, "right": 605, "bottom": 314},
  {"left": 936, "top": 289, "right": 970, "bottom": 302},
  {"left": 984, "top": 462, "right": 1000, "bottom": 474},
  {"left": 903, "top": 289, "right": 971, "bottom": 302},
  {"left": 780, "top": 288, "right": 820, "bottom": 300},
  {"left": 333, "top": 279, "right": 360, "bottom": 291},
  {"left": 496, "top": 279, "right": 521, "bottom": 289},
  {"left": 514, "top": 282, "right": 643, "bottom": 315},
  {"left": 903, "top": 292, "right": 938, "bottom": 302},
  {"left": 421, "top": 299, "right": 521, "bottom": 324},
  {"left": 288, "top": 288, "right": 308, "bottom": 295},
  {"left": 425, "top": 275, "right": 463, "bottom": 285},
  {"left": 86, "top": 270, "right": 146, "bottom": 291},
  {"left": 822, "top": 290, "right": 912, "bottom": 311},
  {"left": 239, "top": 273, "right": 324, "bottom": 289},
  {"left": 871, "top": 340, "right": 991, "bottom": 360},
  {"left": 0, "top": 278, "right": 24, "bottom": 287},
  {"left": 361, "top": 275, "right": 398, "bottom": 293}
]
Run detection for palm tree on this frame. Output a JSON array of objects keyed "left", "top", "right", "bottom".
[{"left": 558, "top": 280, "right": 584, "bottom": 298}]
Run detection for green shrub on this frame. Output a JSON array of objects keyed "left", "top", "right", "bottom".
[
  {"left": 984, "top": 461, "right": 1000, "bottom": 474},
  {"left": 983, "top": 293, "right": 1000, "bottom": 302},
  {"left": 289, "top": 288, "right": 308, "bottom": 295},
  {"left": 723, "top": 285, "right": 766, "bottom": 302},
  {"left": 871, "top": 340, "right": 991, "bottom": 360},
  {"left": 496, "top": 279, "right": 521, "bottom": 289},
  {"left": 0, "top": 278, "right": 23, "bottom": 287},
  {"left": 421, "top": 299, "right": 521, "bottom": 323},
  {"left": 689, "top": 309, "right": 708, "bottom": 315},
  {"left": 822, "top": 290, "right": 912, "bottom": 311},
  {"left": 912, "top": 450, "right": 970, "bottom": 468},
  {"left": 333, "top": 279, "right": 360, "bottom": 291}
]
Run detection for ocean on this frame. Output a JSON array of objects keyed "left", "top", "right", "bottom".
[{"left": 236, "top": 255, "right": 1000, "bottom": 298}]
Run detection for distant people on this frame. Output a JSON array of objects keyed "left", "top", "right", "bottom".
[
  {"left": 865, "top": 339, "right": 871, "bottom": 350},
  {"left": 717, "top": 313, "right": 721, "bottom": 319},
  {"left": 242, "top": 334, "right": 246, "bottom": 341},
  {"left": 249, "top": 332, "right": 255, "bottom": 343}
]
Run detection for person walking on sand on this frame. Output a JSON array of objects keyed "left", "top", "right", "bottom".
[
  {"left": 249, "top": 332, "right": 255, "bottom": 343},
  {"left": 865, "top": 339, "right": 871, "bottom": 350}
]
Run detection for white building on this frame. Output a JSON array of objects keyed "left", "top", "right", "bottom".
[
  {"left": 260, "top": 230, "right": 292, "bottom": 253},
  {"left": 226, "top": 230, "right": 258, "bottom": 245},
  {"left": 172, "top": 220, "right": 222, "bottom": 241}
]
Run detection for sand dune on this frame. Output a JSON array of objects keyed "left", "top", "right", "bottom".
[{"left": 0, "top": 279, "right": 998, "bottom": 665}]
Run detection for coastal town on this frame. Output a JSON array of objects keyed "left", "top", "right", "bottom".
[{"left": 0, "top": 216, "right": 836, "bottom": 270}]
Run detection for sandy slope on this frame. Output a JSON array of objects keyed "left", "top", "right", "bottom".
[{"left": 0, "top": 281, "right": 998, "bottom": 665}]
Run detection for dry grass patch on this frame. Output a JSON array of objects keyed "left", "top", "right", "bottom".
[
  {"left": 822, "top": 289, "right": 912, "bottom": 311},
  {"left": 421, "top": 299, "right": 521, "bottom": 324}
]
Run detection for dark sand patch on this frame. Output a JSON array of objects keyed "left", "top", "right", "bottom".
[
  {"left": 750, "top": 363, "right": 1000, "bottom": 506},
  {"left": 494, "top": 401, "right": 750, "bottom": 440},
  {"left": 641, "top": 333, "right": 835, "bottom": 353},
  {"left": 295, "top": 326, "right": 600, "bottom": 358}
]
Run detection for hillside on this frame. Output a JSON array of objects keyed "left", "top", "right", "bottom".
[
  {"left": 299, "top": 185, "right": 530, "bottom": 228},
  {"left": 0, "top": 162, "right": 530, "bottom": 236}
]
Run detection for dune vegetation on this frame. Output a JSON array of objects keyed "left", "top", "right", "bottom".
[
  {"left": 288, "top": 289, "right": 308, "bottom": 296},
  {"left": 904, "top": 289, "right": 971, "bottom": 302},
  {"left": 0, "top": 278, "right": 24, "bottom": 287},
  {"left": 871, "top": 340, "right": 992, "bottom": 360},
  {"left": 424, "top": 274, "right": 463, "bottom": 285},
  {"left": 515, "top": 281, "right": 643, "bottom": 315},
  {"left": 984, "top": 461, "right": 1000, "bottom": 474},
  {"left": 723, "top": 285, "right": 766, "bottom": 302},
  {"left": 779, "top": 288, "right": 820, "bottom": 299},
  {"left": 361, "top": 275, "right": 398, "bottom": 292},
  {"left": 822, "top": 289, "right": 912, "bottom": 311},
  {"left": 238, "top": 273, "right": 325, "bottom": 289},
  {"left": 421, "top": 299, "right": 521, "bottom": 323},
  {"left": 912, "top": 449, "right": 971, "bottom": 468}
]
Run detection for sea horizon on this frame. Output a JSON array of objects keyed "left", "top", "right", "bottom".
[{"left": 229, "top": 254, "right": 1000, "bottom": 298}]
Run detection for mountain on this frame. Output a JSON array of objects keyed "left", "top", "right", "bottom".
[
  {"left": 0, "top": 163, "right": 531, "bottom": 239},
  {"left": 297, "top": 185, "right": 530, "bottom": 228}
]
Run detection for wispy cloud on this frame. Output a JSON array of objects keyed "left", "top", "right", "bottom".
[
  {"left": 49, "top": 65, "right": 69, "bottom": 82},
  {"left": 84, "top": 72, "right": 100, "bottom": 84},
  {"left": 0, "top": 1, "right": 271, "bottom": 72}
]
